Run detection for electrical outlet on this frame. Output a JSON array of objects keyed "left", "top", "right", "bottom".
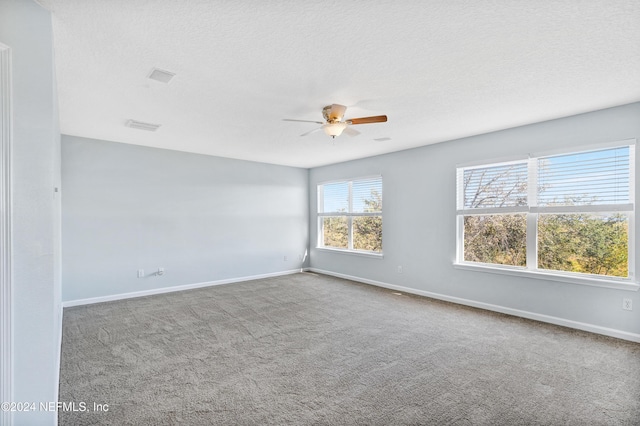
[
  {"left": 622, "top": 298, "right": 632, "bottom": 311},
  {"left": 137, "top": 269, "right": 144, "bottom": 278},
  {"left": 397, "top": 265, "right": 403, "bottom": 274},
  {"left": 283, "top": 256, "right": 288, "bottom": 261}
]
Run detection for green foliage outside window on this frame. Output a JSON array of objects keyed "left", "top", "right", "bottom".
[
  {"left": 353, "top": 217, "right": 383, "bottom": 252},
  {"left": 353, "top": 190, "right": 382, "bottom": 252},
  {"left": 322, "top": 189, "right": 382, "bottom": 252},
  {"left": 323, "top": 217, "right": 348, "bottom": 249},
  {"left": 464, "top": 213, "right": 629, "bottom": 277},
  {"left": 464, "top": 215, "right": 526, "bottom": 266},
  {"left": 538, "top": 214, "right": 628, "bottom": 277}
]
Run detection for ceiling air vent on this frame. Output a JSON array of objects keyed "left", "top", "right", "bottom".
[
  {"left": 373, "top": 137, "right": 392, "bottom": 142},
  {"left": 125, "top": 119, "right": 161, "bottom": 132},
  {"left": 147, "top": 68, "right": 176, "bottom": 84}
]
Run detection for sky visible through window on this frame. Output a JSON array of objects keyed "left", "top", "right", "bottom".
[
  {"left": 462, "top": 146, "right": 630, "bottom": 210},
  {"left": 321, "top": 179, "right": 383, "bottom": 213},
  {"left": 537, "top": 146, "right": 630, "bottom": 206}
]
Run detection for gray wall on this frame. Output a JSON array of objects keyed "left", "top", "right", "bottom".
[
  {"left": 310, "top": 102, "right": 640, "bottom": 337},
  {"left": 62, "top": 136, "right": 309, "bottom": 302},
  {"left": 0, "top": 0, "right": 62, "bottom": 424}
]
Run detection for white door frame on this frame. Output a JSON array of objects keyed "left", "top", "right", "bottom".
[{"left": 0, "top": 42, "right": 13, "bottom": 426}]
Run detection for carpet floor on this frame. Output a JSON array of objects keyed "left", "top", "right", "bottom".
[{"left": 59, "top": 272, "right": 640, "bottom": 425}]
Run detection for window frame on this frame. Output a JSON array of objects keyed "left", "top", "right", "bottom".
[
  {"left": 317, "top": 175, "right": 383, "bottom": 256},
  {"left": 455, "top": 140, "right": 638, "bottom": 290}
]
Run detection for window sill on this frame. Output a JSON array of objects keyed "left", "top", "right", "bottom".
[
  {"left": 315, "top": 247, "right": 384, "bottom": 259},
  {"left": 453, "top": 262, "right": 640, "bottom": 292}
]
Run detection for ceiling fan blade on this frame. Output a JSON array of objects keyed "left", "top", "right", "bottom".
[
  {"left": 283, "top": 119, "right": 324, "bottom": 125},
  {"left": 300, "top": 127, "right": 323, "bottom": 137},
  {"left": 343, "top": 127, "right": 360, "bottom": 137},
  {"left": 328, "top": 104, "right": 347, "bottom": 122},
  {"left": 347, "top": 115, "right": 388, "bottom": 125}
]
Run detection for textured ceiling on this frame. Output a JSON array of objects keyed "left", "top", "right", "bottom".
[{"left": 39, "top": 0, "right": 640, "bottom": 168}]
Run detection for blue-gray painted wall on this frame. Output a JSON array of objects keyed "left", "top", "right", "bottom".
[
  {"left": 310, "top": 102, "right": 640, "bottom": 336},
  {"left": 62, "top": 136, "right": 309, "bottom": 302}
]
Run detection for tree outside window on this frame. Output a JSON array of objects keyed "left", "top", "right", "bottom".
[
  {"left": 318, "top": 177, "right": 382, "bottom": 254},
  {"left": 458, "top": 144, "right": 633, "bottom": 278}
]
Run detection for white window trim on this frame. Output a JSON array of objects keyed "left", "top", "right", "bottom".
[
  {"left": 317, "top": 175, "right": 383, "bottom": 255},
  {"left": 316, "top": 246, "right": 384, "bottom": 258},
  {"left": 456, "top": 141, "right": 637, "bottom": 288},
  {"left": 453, "top": 262, "right": 640, "bottom": 292}
]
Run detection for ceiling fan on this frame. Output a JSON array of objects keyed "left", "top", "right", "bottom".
[{"left": 283, "top": 104, "right": 387, "bottom": 139}]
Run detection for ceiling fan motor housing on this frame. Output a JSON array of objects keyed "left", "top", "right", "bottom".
[
  {"left": 322, "top": 104, "right": 347, "bottom": 123},
  {"left": 322, "top": 105, "right": 334, "bottom": 122}
]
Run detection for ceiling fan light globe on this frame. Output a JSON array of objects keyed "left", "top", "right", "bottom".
[{"left": 322, "top": 122, "right": 347, "bottom": 137}]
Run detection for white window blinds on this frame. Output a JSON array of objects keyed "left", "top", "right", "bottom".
[
  {"left": 458, "top": 143, "right": 635, "bottom": 215},
  {"left": 320, "top": 181, "right": 348, "bottom": 213},
  {"left": 319, "top": 176, "right": 382, "bottom": 215},
  {"left": 458, "top": 161, "right": 528, "bottom": 214},
  {"left": 536, "top": 146, "right": 633, "bottom": 212},
  {"left": 352, "top": 177, "right": 382, "bottom": 213}
]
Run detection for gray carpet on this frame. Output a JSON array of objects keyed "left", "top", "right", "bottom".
[{"left": 59, "top": 272, "right": 640, "bottom": 425}]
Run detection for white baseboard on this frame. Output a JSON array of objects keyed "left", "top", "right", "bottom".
[
  {"left": 62, "top": 267, "right": 640, "bottom": 343},
  {"left": 62, "top": 269, "right": 304, "bottom": 308},
  {"left": 309, "top": 268, "right": 640, "bottom": 343}
]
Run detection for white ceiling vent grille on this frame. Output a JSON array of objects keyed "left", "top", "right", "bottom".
[
  {"left": 147, "top": 68, "right": 175, "bottom": 84},
  {"left": 125, "top": 119, "right": 161, "bottom": 132}
]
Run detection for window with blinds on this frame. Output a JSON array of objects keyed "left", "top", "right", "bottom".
[
  {"left": 318, "top": 176, "right": 382, "bottom": 253},
  {"left": 536, "top": 146, "right": 632, "bottom": 210},
  {"left": 456, "top": 142, "right": 635, "bottom": 279},
  {"left": 459, "top": 161, "right": 528, "bottom": 213},
  {"left": 320, "top": 181, "right": 349, "bottom": 213}
]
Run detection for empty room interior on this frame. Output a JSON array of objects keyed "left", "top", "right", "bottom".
[{"left": 2, "top": 0, "right": 640, "bottom": 424}]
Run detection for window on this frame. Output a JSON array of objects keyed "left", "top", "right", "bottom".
[
  {"left": 318, "top": 176, "right": 382, "bottom": 254},
  {"left": 457, "top": 142, "right": 634, "bottom": 280}
]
